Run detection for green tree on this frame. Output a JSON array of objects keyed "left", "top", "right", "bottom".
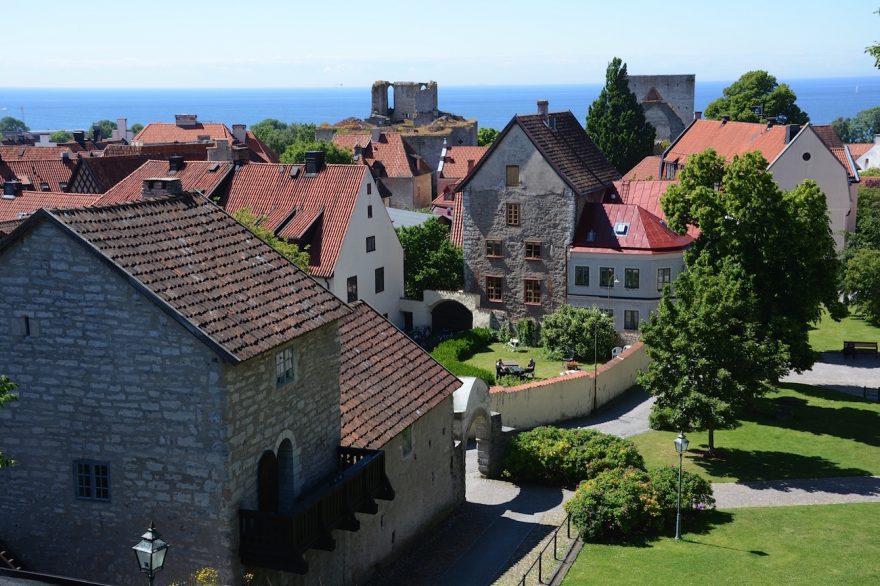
[
  {"left": 539, "top": 305, "right": 617, "bottom": 362},
  {"left": 867, "top": 8, "right": 880, "bottom": 68},
  {"left": 251, "top": 120, "right": 317, "bottom": 157},
  {"left": 845, "top": 248, "right": 880, "bottom": 324},
  {"left": 49, "top": 130, "right": 73, "bottom": 143},
  {"left": 831, "top": 107, "right": 880, "bottom": 143},
  {"left": 477, "top": 127, "right": 499, "bottom": 147},
  {"left": 663, "top": 149, "right": 843, "bottom": 371},
  {"left": 585, "top": 57, "right": 655, "bottom": 173},
  {"left": 279, "top": 140, "right": 352, "bottom": 165},
  {"left": 0, "top": 116, "right": 28, "bottom": 132},
  {"left": 233, "top": 208, "right": 310, "bottom": 270},
  {"left": 90, "top": 119, "right": 117, "bottom": 141},
  {"left": 130, "top": 123, "right": 144, "bottom": 135},
  {"left": 848, "top": 186, "right": 880, "bottom": 252},
  {"left": 0, "top": 375, "right": 18, "bottom": 468},
  {"left": 704, "top": 70, "right": 809, "bottom": 124},
  {"left": 396, "top": 217, "right": 464, "bottom": 299},
  {"left": 638, "top": 260, "right": 788, "bottom": 452}
]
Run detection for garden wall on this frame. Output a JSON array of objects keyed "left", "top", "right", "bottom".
[{"left": 489, "top": 342, "right": 648, "bottom": 429}]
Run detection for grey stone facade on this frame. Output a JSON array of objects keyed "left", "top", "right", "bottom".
[
  {"left": 628, "top": 74, "right": 695, "bottom": 142},
  {"left": 371, "top": 81, "right": 439, "bottom": 126}
]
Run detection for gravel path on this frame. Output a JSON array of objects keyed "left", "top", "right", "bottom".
[
  {"left": 713, "top": 476, "right": 880, "bottom": 508},
  {"left": 782, "top": 352, "right": 880, "bottom": 398}
]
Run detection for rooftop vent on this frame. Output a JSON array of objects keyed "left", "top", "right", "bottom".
[
  {"left": 208, "top": 162, "right": 221, "bottom": 172},
  {"left": 40, "top": 181, "right": 50, "bottom": 192},
  {"left": 168, "top": 155, "right": 185, "bottom": 172},
  {"left": 721, "top": 116, "right": 729, "bottom": 124},
  {"left": 3, "top": 180, "right": 22, "bottom": 199},
  {"left": 290, "top": 166, "right": 301, "bottom": 179},
  {"left": 614, "top": 222, "right": 630, "bottom": 236}
]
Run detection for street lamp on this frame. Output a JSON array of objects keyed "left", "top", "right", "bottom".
[
  {"left": 673, "top": 432, "right": 690, "bottom": 541},
  {"left": 133, "top": 521, "right": 170, "bottom": 586}
]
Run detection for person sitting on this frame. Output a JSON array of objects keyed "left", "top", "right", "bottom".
[
  {"left": 522, "top": 358, "right": 535, "bottom": 377},
  {"left": 496, "top": 358, "right": 506, "bottom": 378}
]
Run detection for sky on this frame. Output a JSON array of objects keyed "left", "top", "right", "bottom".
[{"left": 2, "top": 0, "right": 879, "bottom": 88}]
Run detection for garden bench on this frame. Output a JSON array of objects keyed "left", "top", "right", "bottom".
[{"left": 843, "top": 341, "right": 878, "bottom": 358}]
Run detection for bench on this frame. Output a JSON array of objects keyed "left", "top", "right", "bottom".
[{"left": 843, "top": 341, "right": 878, "bottom": 358}]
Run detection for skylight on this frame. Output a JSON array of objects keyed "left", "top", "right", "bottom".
[{"left": 614, "top": 222, "right": 629, "bottom": 236}]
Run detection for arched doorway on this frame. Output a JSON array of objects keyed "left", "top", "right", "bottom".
[
  {"left": 463, "top": 409, "right": 493, "bottom": 477},
  {"left": 432, "top": 300, "right": 473, "bottom": 334},
  {"left": 257, "top": 451, "right": 278, "bottom": 512},
  {"left": 277, "top": 439, "right": 295, "bottom": 514}
]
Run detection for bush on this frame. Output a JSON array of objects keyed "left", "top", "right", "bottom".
[
  {"left": 496, "top": 321, "right": 513, "bottom": 343},
  {"left": 649, "top": 466, "right": 715, "bottom": 528},
  {"left": 541, "top": 305, "right": 618, "bottom": 362},
  {"left": 565, "top": 467, "right": 662, "bottom": 542},
  {"left": 502, "top": 427, "right": 645, "bottom": 487},
  {"left": 516, "top": 318, "right": 539, "bottom": 346},
  {"left": 430, "top": 329, "right": 495, "bottom": 384},
  {"left": 648, "top": 403, "right": 678, "bottom": 431}
]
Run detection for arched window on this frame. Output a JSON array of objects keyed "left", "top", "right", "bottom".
[{"left": 277, "top": 439, "right": 296, "bottom": 513}]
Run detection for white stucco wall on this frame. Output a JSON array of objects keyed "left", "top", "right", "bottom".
[
  {"left": 566, "top": 250, "right": 685, "bottom": 330},
  {"left": 856, "top": 138, "right": 880, "bottom": 170},
  {"left": 326, "top": 173, "right": 405, "bottom": 326}
]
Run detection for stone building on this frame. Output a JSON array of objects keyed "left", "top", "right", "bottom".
[
  {"left": 627, "top": 74, "right": 695, "bottom": 143},
  {"left": 457, "top": 101, "right": 620, "bottom": 321},
  {"left": 0, "top": 192, "right": 461, "bottom": 584}
]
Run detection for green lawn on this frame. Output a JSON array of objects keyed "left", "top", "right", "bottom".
[
  {"left": 630, "top": 384, "right": 880, "bottom": 482},
  {"left": 563, "top": 503, "right": 880, "bottom": 585},
  {"left": 463, "top": 342, "right": 595, "bottom": 383},
  {"left": 809, "top": 308, "right": 880, "bottom": 353}
]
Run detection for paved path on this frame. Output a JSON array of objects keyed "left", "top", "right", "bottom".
[
  {"left": 782, "top": 352, "right": 880, "bottom": 398},
  {"left": 713, "top": 476, "right": 880, "bottom": 508},
  {"left": 564, "top": 386, "right": 655, "bottom": 438}
]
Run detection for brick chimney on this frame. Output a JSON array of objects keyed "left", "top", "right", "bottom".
[
  {"left": 168, "top": 155, "right": 186, "bottom": 172},
  {"left": 208, "top": 139, "right": 231, "bottom": 162},
  {"left": 72, "top": 130, "right": 85, "bottom": 144},
  {"left": 537, "top": 100, "right": 549, "bottom": 121},
  {"left": 175, "top": 114, "right": 198, "bottom": 127},
  {"left": 305, "top": 151, "right": 326, "bottom": 175},
  {"left": 693, "top": 111, "right": 702, "bottom": 121},
  {"left": 467, "top": 159, "right": 475, "bottom": 173},
  {"left": 231, "top": 124, "right": 247, "bottom": 144},
  {"left": 370, "top": 127, "right": 382, "bottom": 143},
  {"left": 141, "top": 177, "right": 183, "bottom": 199}
]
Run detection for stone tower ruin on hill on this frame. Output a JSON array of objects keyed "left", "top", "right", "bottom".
[{"left": 370, "top": 80, "right": 439, "bottom": 126}]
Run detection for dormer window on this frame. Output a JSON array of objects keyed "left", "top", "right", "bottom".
[{"left": 614, "top": 222, "right": 629, "bottom": 236}]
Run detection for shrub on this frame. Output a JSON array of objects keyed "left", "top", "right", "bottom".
[
  {"left": 649, "top": 466, "right": 715, "bottom": 528},
  {"left": 430, "top": 329, "right": 496, "bottom": 384},
  {"left": 516, "top": 318, "right": 539, "bottom": 346},
  {"left": 648, "top": 403, "right": 678, "bottom": 431},
  {"left": 565, "top": 467, "right": 662, "bottom": 542},
  {"left": 502, "top": 426, "right": 645, "bottom": 487},
  {"left": 496, "top": 320, "right": 513, "bottom": 343},
  {"left": 540, "top": 305, "right": 618, "bottom": 362}
]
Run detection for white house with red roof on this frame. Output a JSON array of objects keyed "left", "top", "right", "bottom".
[{"left": 219, "top": 153, "right": 405, "bottom": 325}]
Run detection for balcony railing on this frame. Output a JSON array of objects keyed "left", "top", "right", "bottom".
[{"left": 239, "top": 446, "right": 394, "bottom": 574}]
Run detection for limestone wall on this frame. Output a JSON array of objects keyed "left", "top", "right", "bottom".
[{"left": 628, "top": 74, "right": 695, "bottom": 141}]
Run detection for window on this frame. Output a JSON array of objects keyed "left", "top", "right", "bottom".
[
  {"left": 624, "top": 310, "right": 640, "bottom": 330},
  {"left": 74, "top": 460, "right": 110, "bottom": 501},
  {"left": 614, "top": 222, "right": 630, "bottom": 236},
  {"left": 367, "top": 204, "right": 373, "bottom": 218},
  {"left": 575, "top": 266, "right": 589, "bottom": 286},
  {"left": 524, "top": 279, "right": 541, "bottom": 305},
  {"left": 506, "top": 165, "right": 519, "bottom": 187},
  {"left": 375, "top": 267, "right": 385, "bottom": 294},
  {"left": 657, "top": 268, "right": 672, "bottom": 291},
  {"left": 403, "top": 311, "right": 414, "bottom": 331},
  {"left": 624, "top": 268, "right": 640, "bottom": 289},
  {"left": 367, "top": 183, "right": 372, "bottom": 195},
  {"left": 599, "top": 267, "right": 616, "bottom": 288},
  {"left": 506, "top": 203, "right": 520, "bottom": 226},
  {"left": 485, "top": 239, "right": 502, "bottom": 258},
  {"left": 525, "top": 241, "right": 541, "bottom": 260},
  {"left": 401, "top": 425, "right": 414, "bottom": 458},
  {"left": 276, "top": 347, "right": 296, "bottom": 387},
  {"left": 347, "top": 276, "right": 358, "bottom": 303},
  {"left": 366, "top": 235, "right": 376, "bottom": 252},
  {"left": 486, "top": 276, "right": 503, "bottom": 302}
]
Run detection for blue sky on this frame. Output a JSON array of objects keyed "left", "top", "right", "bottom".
[{"left": 2, "top": 0, "right": 879, "bottom": 87}]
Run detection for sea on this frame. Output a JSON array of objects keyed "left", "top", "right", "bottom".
[{"left": 2, "top": 76, "right": 879, "bottom": 132}]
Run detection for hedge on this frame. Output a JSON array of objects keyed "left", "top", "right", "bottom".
[{"left": 430, "top": 328, "right": 496, "bottom": 384}]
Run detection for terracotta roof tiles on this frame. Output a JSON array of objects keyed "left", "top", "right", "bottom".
[
  {"left": 623, "top": 155, "right": 663, "bottom": 180},
  {"left": 0, "top": 145, "right": 72, "bottom": 161},
  {"left": 439, "top": 146, "right": 488, "bottom": 179},
  {"left": 2, "top": 159, "right": 76, "bottom": 192},
  {"left": 96, "top": 160, "right": 234, "bottom": 205},
  {"left": 450, "top": 194, "right": 463, "bottom": 247},
  {"left": 571, "top": 202, "right": 692, "bottom": 254},
  {"left": 0, "top": 191, "right": 100, "bottom": 222},
  {"left": 848, "top": 143, "right": 873, "bottom": 159},
  {"left": 134, "top": 122, "right": 235, "bottom": 144}
]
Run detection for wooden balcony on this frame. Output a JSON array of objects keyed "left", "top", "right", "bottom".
[{"left": 239, "top": 447, "right": 395, "bottom": 574}]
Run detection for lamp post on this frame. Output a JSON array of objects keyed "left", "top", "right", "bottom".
[
  {"left": 673, "top": 432, "right": 689, "bottom": 541},
  {"left": 133, "top": 521, "right": 170, "bottom": 586}
]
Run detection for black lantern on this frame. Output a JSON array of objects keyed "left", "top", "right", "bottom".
[{"left": 132, "top": 522, "right": 169, "bottom": 586}]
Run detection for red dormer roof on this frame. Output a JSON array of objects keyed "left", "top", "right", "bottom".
[
  {"left": 222, "top": 163, "right": 367, "bottom": 278},
  {"left": 95, "top": 160, "right": 234, "bottom": 205},
  {"left": 439, "top": 146, "right": 488, "bottom": 179},
  {"left": 571, "top": 202, "right": 692, "bottom": 255},
  {"left": 0, "top": 191, "right": 100, "bottom": 222}
]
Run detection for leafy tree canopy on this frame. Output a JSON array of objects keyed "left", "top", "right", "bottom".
[
  {"left": 130, "top": 123, "right": 144, "bottom": 135},
  {"left": 540, "top": 305, "right": 617, "bottom": 362},
  {"left": 586, "top": 57, "right": 655, "bottom": 174},
  {"left": 233, "top": 208, "right": 310, "bottom": 270},
  {"left": 831, "top": 106, "right": 880, "bottom": 143},
  {"left": 867, "top": 8, "right": 880, "bottom": 68},
  {"left": 662, "top": 149, "right": 843, "bottom": 371},
  {"left": 251, "top": 120, "right": 317, "bottom": 158},
  {"left": 396, "top": 217, "right": 463, "bottom": 299},
  {"left": 0, "top": 116, "right": 28, "bottom": 133},
  {"left": 49, "top": 130, "right": 73, "bottom": 143},
  {"left": 279, "top": 140, "right": 352, "bottom": 165},
  {"left": 90, "top": 119, "right": 117, "bottom": 141},
  {"left": 845, "top": 248, "right": 880, "bottom": 324},
  {"left": 0, "top": 375, "right": 18, "bottom": 468},
  {"left": 477, "top": 127, "right": 499, "bottom": 147},
  {"left": 704, "top": 70, "right": 809, "bottom": 124}
]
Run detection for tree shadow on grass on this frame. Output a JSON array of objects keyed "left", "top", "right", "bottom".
[
  {"left": 686, "top": 449, "right": 873, "bottom": 483},
  {"left": 621, "top": 510, "right": 736, "bottom": 549}
]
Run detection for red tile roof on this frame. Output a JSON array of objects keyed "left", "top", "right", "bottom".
[
  {"left": 333, "top": 131, "right": 417, "bottom": 178},
  {"left": 331, "top": 133, "right": 371, "bottom": 153},
  {"left": 439, "top": 146, "right": 488, "bottom": 179},
  {"left": 103, "top": 143, "right": 210, "bottom": 160},
  {"left": 450, "top": 193, "right": 463, "bottom": 247},
  {"left": 134, "top": 122, "right": 235, "bottom": 144},
  {"left": 339, "top": 301, "right": 461, "bottom": 449},
  {"left": 612, "top": 179, "right": 699, "bottom": 239},
  {"left": 245, "top": 130, "right": 279, "bottom": 164},
  {"left": 96, "top": 160, "right": 234, "bottom": 205},
  {"left": 666, "top": 119, "right": 790, "bottom": 166},
  {"left": 67, "top": 155, "right": 149, "bottom": 193},
  {"left": 848, "top": 143, "right": 873, "bottom": 159},
  {"left": 2, "top": 159, "right": 76, "bottom": 192},
  {"left": 221, "top": 163, "right": 367, "bottom": 278},
  {"left": 2, "top": 194, "right": 349, "bottom": 362},
  {"left": 0, "top": 145, "right": 72, "bottom": 161},
  {"left": 0, "top": 191, "right": 100, "bottom": 222},
  {"left": 571, "top": 202, "right": 692, "bottom": 254},
  {"left": 0, "top": 218, "right": 22, "bottom": 236},
  {"left": 623, "top": 155, "right": 663, "bottom": 180}
]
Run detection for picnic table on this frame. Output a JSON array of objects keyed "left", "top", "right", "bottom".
[{"left": 496, "top": 359, "right": 535, "bottom": 379}]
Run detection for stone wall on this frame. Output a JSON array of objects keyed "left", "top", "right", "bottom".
[
  {"left": 0, "top": 221, "right": 233, "bottom": 584},
  {"left": 371, "top": 81, "right": 439, "bottom": 125},
  {"left": 489, "top": 343, "right": 648, "bottom": 429},
  {"left": 628, "top": 75, "right": 695, "bottom": 142}
]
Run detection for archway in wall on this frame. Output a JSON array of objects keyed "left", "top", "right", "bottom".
[
  {"left": 463, "top": 410, "right": 492, "bottom": 478},
  {"left": 277, "top": 439, "right": 295, "bottom": 514},
  {"left": 432, "top": 300, "right": 473, "bottom": 334},
  {"left": 388, "top": 84, "right": 395, "bottom": 115},
  {"left": 257, "top": 450, "right": 279, "bottom": 512}
]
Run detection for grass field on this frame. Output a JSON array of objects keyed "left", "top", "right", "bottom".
[
  {"left": 809, "top": 308, "right": 880, "bottom": 353},
  {"left": 562, "top": 503, "right": 880, "bottom": 585},
  {"left": 630, "top": 384, "right": 880, "bottom": 483},
  {"left": 463, "top": 342, "right": 596, "bottom": 383}
]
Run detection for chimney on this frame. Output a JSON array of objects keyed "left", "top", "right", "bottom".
[
  {"left": 3, "top": 180, "right": 22, "bottom": 199},
  {"left": 113, "top": 117, "right": 127, "bottom": 141},
  {"left": 168, "top": 155, "right": 186, "bottom": 172},
  {"left": 231, "top": 124, "right": 247, "bottom": 143},
  {"left": 353, "top": 144, "right": 362, "bottom": 160},
  {"left": 305, "top": 150, "right": 325, "bottom": 175},
  {"left": 767, "top": 119, "right": 775, "bottom": 129},
  {"left": 141, "top": 177, "right": 183, "bottom": 199},
  {"left": 60, "top": 150, "right": 70, "bottom": 161},
  {"left": 785, "top": 124, "right": 801, "bottom": 144},
  {"left": 207, "top": 139, "right": 231, "bottom": 162},
  {"left": 72, "top": 130, "right": 85, "bottom": 144},
  {"left": 874, "top": 134, "right": 880, "bottom": 145},
  {"left": 175, "top": 114, "right": 198, "bottom": 127},
  {"left": 370, "top": 127, "right": 382, "bottom": 143},
  {"left": 693, "top": 111, "right": 702, "bottom": 121},
  {"left": 537, "top": 100, "right": 549, "bottom": 119},
  {"left": 467, "top": 159, "right": 475, "bottom": 173},
  {"left": 721, "top": 116, "right": 729, "bottom": 124}
]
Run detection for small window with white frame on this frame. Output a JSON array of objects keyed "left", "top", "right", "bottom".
[{"left": 276, "top": 347, "right": 296, "bottom": 387}]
